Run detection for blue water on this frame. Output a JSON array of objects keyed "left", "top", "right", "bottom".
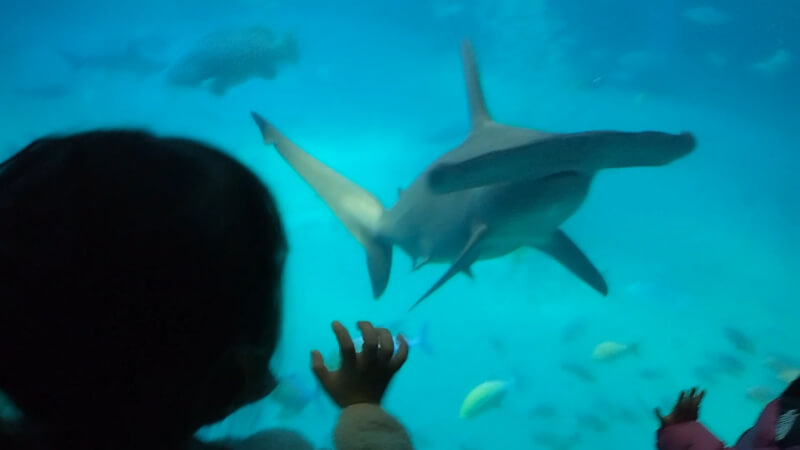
[{"left": 1, "top": 0, "right": 798, "bottom": 448}]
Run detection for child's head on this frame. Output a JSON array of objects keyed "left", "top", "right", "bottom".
[
  {"left": 0, "top": 130, "right": 287, "bottom": 448},
  {"left": 785, "top": 375, "right": 800, "bottom": 400}
]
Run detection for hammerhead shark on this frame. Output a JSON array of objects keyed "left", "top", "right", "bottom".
[{"left": 250, "top": 39, "right": 696, "bottom": 311}]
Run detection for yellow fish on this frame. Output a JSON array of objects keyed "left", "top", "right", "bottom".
[
  {"left": 593, "top": 341, "right": 639, "bottom": 361},
  {"left": 459, "top": 379, "right": 513, "bottom": 420},
  {"left": 778, "top": 368, "right": 800, "bottom": 384}
]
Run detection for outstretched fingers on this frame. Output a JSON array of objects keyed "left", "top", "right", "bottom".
[
  {"left": 332, "top": 321, "right": 357, "bottom": 370},
  {"left": 389, "top": 334, "right": 409, "bottom": 373},
  {"left": 376, "top": 327, "right": 394, "bottom": 363},
  {"left": 357, "top": 321, "right": 379, "bottom": 364},
  {"left": 685, "top": 387, "right": 704, "bottom": 403},
  {"left": 693, "top": 389, "right": 706, "bottom": 406},
  {"left": 311, "top": 350, "right": 329, "bottom": 384}
]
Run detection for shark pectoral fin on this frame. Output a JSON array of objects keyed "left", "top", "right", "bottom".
[
  {"left": 409, "top": 224, "right": 488, "bottom": 311},
  {"left": 536, "top": 230, "right": 608, "bottom": 296},
  {"left": 428, "top": 130, "right": 696, "bottom": 194},
  {"left": 411, "top": 256, "right": 430, "bottom": 272},
  {"left": 365, "top": 238, "right": 393, "bottom": 298},
  {"left": 251, "top": 112, "right": 392, "bottom": 298}
]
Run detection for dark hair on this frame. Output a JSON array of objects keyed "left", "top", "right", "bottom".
[
  {"left": 785, "top": 375, "right": 800, "bottom": 399},
  {"left": 0, "top": 130, "right": 287, "bottom": 448}
]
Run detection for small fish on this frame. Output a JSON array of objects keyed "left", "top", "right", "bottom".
[
  {"left": 325, "top": 322, "right": 432, "bottom": 370},
  {"left": 592, "top": 341, "right": 639, "bottom": 361},
  {"left": 683, "top": 6, "right": 731, "bottom": 25},
  {"left": 713, "top": 353, "right": 746, "bottom": 375},
  {"left": 746, "top": 386, "right": 778, "bottom": 405},
  {"left": 561, "top": 318, "right": 589, "bottom": 343},
  {"left": 459, "top": 378, "right": 519, "bottom": 420},
  {"left": 577, "top": 412, "right": 609, "bottom": 432},
  {"left": 765, "top": 356, "right": 790, "bottom": 372},
  {"left": 613, "top": 407, "right": 640, "bottom": 424},
  {"left": 488, "top": 335, "right": 507, "bottom": 355},
  {"left": 750, "top": 49, "right": 792, "bottom": 76},
  {"left": 764, "top": 354, "right": 800, "bottom": 373},
  {"left": 778, "top": 368, "right": 800, "bottom": 384},
  {"left": 268, "top": 373, "right": 321, "bottom": 418},
  {"left": 723, "top": 327, "right": 755, "bottom": 354},
  {"left": 694, "top": 365, "right": 719, "bottom": 384},
  {"left": 592, "top": 396, "right": 641, "bottom": 424},
  {"left": 528, "top": 404, "right": 558, "bottom": 419},
  {"left": 561, "top": 362, "right": 596, "bottom": 382},
  {"left": 532, "top": 431, "right": 580, "bottom": 449},
  {"left": 352, "top": 323, "right": 431, "bottom": 354},
  {"left": 569, "top": 75, "right": 605, "bottom": 92},
  {"left": 57, "top": 41, "right": 168, "bottom": 78},
  {"left": 639, "top": 367, "right": 665, "bottom": 380}
]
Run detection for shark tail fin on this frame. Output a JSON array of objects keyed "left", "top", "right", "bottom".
[
  {"left": 250, "top": 112, "right": 393, "bottom": 298},
  {"left": 460, "top": 39, "right": 492, "bottom": 129}
]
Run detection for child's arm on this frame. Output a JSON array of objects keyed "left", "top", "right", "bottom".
[
  {"left": 334, "top": 403, "right": 412, "bottom": 450},
  {"left": 655, "top": 387, "right": 725, "bottom": 450},
  {"left": 656, "top": 421, "right": 725, "bottom": 450}
]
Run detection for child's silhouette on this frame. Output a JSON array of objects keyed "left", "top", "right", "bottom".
[{"left": 0, "top": 130, "right": 412, "bottom": 450}]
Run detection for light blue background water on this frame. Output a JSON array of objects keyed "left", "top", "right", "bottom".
[{"left": 1, "top": 0, "right": 798, "bottom": 448}]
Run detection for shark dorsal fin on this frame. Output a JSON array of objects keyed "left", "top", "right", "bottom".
[{"left": 461, "top": 39, "right": 491, "bottom": 129}]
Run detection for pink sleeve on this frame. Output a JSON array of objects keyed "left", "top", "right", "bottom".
[
  {"left": 333, "top": 403, "right": 413, "bottom": 450},
  {"left": 749, "top": 399, "right": 780, "bottom": 448},
  {"left": 657, "top": 421, "right": 725, "bottom": 450}
]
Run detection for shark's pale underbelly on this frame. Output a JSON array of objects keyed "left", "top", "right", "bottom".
[
  {"left": 388, "top": 172, "right": 593, "bottom": 264},
  {"left": 474, "top": 172, "right": 593, "bottom": 259}
]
